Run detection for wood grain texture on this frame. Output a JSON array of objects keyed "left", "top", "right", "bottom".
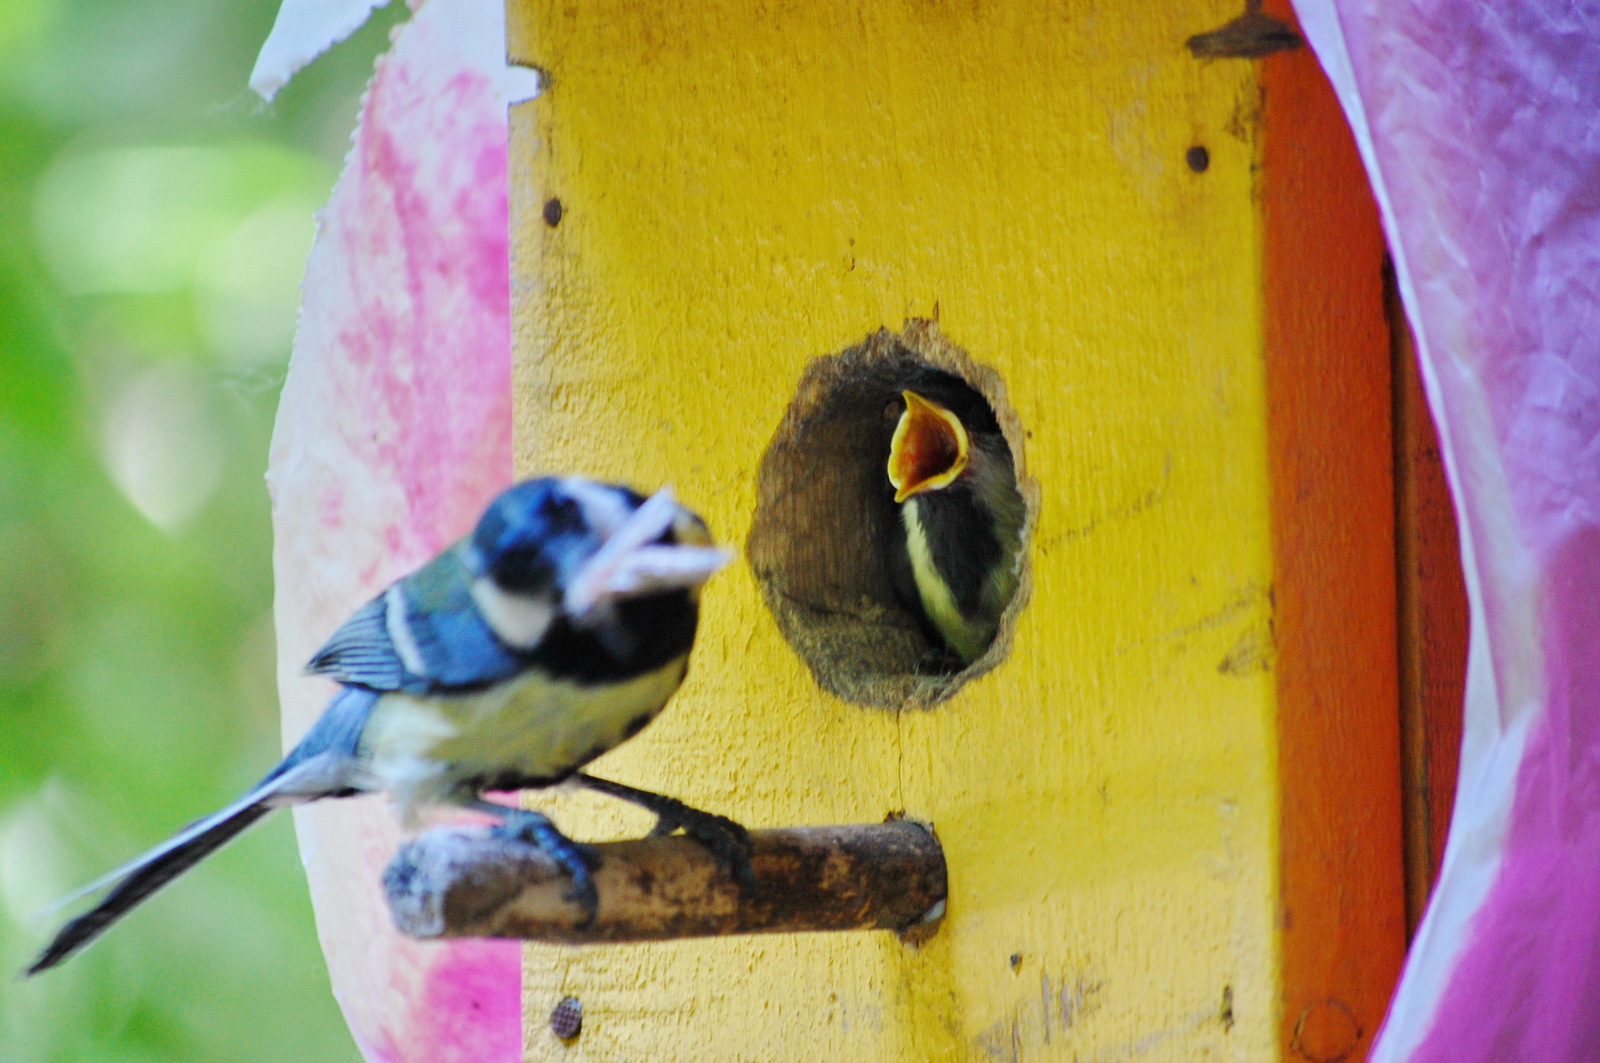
[
  {"left": 504, "top": 0, "right": 1337, "bottom": 1058},
  {"left": 1261, "top": 5, "right": 1408, "bottom": 1060},
  {"left": 1387, "top": 267, "right": 1469, "bottom": 936},
  {"left": 384, "top": 822, "right": 946, "bottom": 942}
]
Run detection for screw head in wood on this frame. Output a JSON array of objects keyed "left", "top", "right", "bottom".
[{"left": 550, "top": 995, "right": 583, "bottom": 1039}]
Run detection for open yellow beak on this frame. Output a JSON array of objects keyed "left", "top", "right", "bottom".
[{"left": 888, "top": 390, "right": 970, "bottom": 503}]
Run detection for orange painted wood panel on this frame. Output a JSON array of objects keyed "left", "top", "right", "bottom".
[{"left": 1261, "top": 5, "right": 1408, "bottom": 1061}]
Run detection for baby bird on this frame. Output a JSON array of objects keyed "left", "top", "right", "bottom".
[{"left": 887, "top": 380, "right": 1025, "bottom": 666}]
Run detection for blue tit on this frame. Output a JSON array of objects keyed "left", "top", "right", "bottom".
[
  {"left": 887, "top": 383, "right": 1025, "bottom": 666},
  {"left": 27, "top": 477, "right": 746, "bottom": 976}
]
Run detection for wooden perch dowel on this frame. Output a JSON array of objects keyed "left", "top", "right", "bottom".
[{"left": 383, "top": 821, "right": 946, "bottom": 944}]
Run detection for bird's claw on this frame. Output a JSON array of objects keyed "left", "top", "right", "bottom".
[
  {"left": 573, "top": 774, "right": 756, "bottom": 895},
  {"left": 562, "top": 870, "right": 600, "bottom": 926},
  {"left": 650, "top": 804, "right": 755, "bottom": 895},
  {"left": 488, "top": 808, "right": 602, "bottom": 926}
]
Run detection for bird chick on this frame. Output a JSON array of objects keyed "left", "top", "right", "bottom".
[
  {"left": 887, "top": 383, "right": 1024, "bottom": 666},
  {"left": 28, "top": 477, "right": 747, "bottom": 975}
]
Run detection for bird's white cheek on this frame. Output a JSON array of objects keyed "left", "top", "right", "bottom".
[{"left": 471, "top": 579, "right": 556, "bottom": 649}]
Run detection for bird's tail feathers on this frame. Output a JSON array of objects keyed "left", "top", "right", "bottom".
[{"left": 25, "top": 756, "right": 334, "bottom": 977}]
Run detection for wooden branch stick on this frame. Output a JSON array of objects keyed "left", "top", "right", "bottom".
[{"left": 383, "top": 821, "right": 946, "bottom": 944}]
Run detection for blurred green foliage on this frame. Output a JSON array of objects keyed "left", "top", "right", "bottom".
[{"left": 0, "top": 1, "right": 410, "bottom": 1059}]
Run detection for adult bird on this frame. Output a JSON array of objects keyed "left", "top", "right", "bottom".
[
  {"left": 28, "top": 477, "right": 748, "bottom": 975},
  {"left": 887, "top": 377, "right": 1025, "bottom": 667}
]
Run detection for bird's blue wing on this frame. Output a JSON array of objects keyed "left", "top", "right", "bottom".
[
  {"left": 305, "top": 595, "right": 408, "bottom": 690},
  {"left": 405, "top": 603, "right": 525, "bottom": 690},
  {"left": 305, "top": 544, "right": 526, "bottom": 693}
]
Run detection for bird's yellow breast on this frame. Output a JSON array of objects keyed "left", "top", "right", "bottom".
[{"left": 359, "top": 657, "right": 689, "bottom": 822}]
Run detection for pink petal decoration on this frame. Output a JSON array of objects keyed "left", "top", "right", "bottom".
[
  {"left": 266, "top": 0, "right": 532, "bottom": 1058},
  {"left": 1293, "top": 2, "right": 1600, "bottom": 1059}
]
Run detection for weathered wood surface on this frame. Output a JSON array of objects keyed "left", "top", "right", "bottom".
[{"left": 385, "top": 822, "right": 946, "bottom": 944}]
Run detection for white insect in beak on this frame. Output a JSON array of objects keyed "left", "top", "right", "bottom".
[{"left": 563, "top": 487, "right": 733, "bottom": 624}]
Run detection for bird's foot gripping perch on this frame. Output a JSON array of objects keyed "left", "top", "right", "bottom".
[
  {"left": 574, "top": 773, "right": 755, "bottom": 892},
  {"left": 468, "top": 802, "right": 602, "bottom": 922}
]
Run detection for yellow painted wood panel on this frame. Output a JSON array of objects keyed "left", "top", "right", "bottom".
[{"left": 508, "top": 1, "right": 1281, "bottom": 1059}]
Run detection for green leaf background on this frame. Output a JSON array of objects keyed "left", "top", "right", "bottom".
[{"left": 0, "top": 2, "right": 411, "bottom": 1059}]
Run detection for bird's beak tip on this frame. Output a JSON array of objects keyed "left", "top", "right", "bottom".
[{"left": 692, "top": 546, "right": 737, "bottom": 581}]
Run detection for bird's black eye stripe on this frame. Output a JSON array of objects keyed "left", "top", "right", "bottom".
[
  {"left": 541, "top": 493, "right": 584, "bottom": 532},
  {"left": 493, "top": 544, "right": 556, "bottom": 593}
]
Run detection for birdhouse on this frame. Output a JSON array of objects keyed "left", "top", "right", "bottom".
[{"left": 489, "top": 0, "right": 1467, "bottom": 1058}]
